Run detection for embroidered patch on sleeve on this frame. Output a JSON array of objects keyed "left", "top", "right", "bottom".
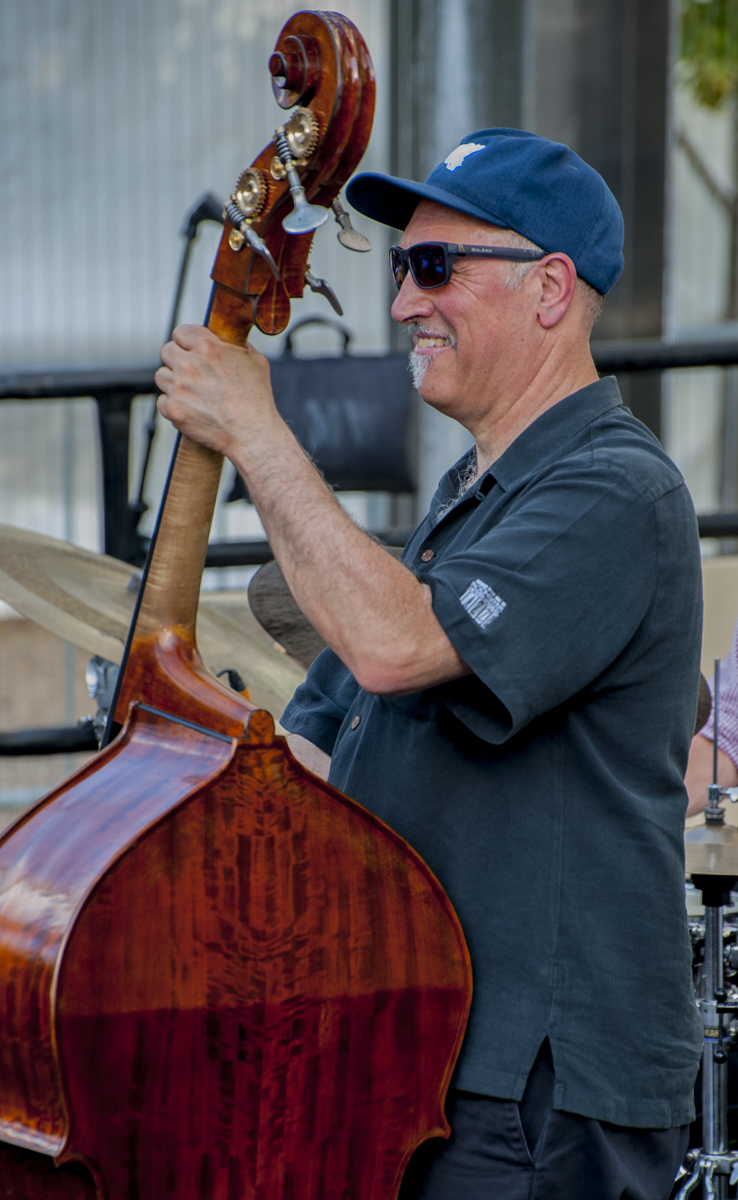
[{"left": 459, "top": 579, "right": 507, "bottom": 628}]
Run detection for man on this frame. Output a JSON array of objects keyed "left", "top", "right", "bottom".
[{"left": 156, "top": 129, "right": 703, "bottom": 1199}]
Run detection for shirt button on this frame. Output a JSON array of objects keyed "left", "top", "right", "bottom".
[
  {"left": 351, "top": 716, "right": 361, "bottom": 730},
  {"left": 421, "top": 548, "right": 435, "bottom": 562}
]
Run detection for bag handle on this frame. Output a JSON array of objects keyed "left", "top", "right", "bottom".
[{"left": 282, "top": 315, "right": 352, "bottom": 358}]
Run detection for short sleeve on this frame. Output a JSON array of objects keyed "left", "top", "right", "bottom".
[
  {"left": 425, "top": 464, "right": 662, "bottom": 744},
  {"left": 280, "top": 647, "right": 360, "bottom": 756}
]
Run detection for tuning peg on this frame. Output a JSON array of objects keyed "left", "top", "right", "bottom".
[
  {"left": 305, "top": 268, "right": 343, "bottom": 316},
  {"left": 224, "top": 200, "right": 282, "bottom": 282},
  {"left": 332, "top": 196, "right": 372, "bottom": 252},
  {"left": 273, "top": 125, "right": 329, "bottom": 235},
  {"left": 242, "top": 227, "right": 282, "bottom": 281}
]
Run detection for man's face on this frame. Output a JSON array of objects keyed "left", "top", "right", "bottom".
[{"left": 391, "top": 200, "right": 546, "bottom": 427}]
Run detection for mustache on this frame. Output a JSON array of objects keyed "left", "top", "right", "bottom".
[{"left": 406, "top": 322, "right": 457, "bottom": 347}]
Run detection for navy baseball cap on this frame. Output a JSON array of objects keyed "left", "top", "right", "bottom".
[{"left": 346, "top": 128, "right": 624, "bottom": 295}]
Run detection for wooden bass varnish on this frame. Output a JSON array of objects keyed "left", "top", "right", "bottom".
[{"left": 0, "top": 13, "right": 472, "bottom": 1199}]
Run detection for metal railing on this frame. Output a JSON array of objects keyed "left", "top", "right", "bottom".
[
  {"left": 3, "top": 333, "right": 738, "bottom": 564},
  {"left": 2, "top": 335, "right": 737, "bottom": 757}
]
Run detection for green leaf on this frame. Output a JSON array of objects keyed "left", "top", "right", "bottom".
[{"left": 681, "top": 0, "right": 738, "bottom": 108}]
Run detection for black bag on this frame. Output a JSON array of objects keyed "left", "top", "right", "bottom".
[{"left": 227, "top": 317, "right": 415, "bottom": 501}]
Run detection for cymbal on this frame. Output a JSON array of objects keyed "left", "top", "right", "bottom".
[
  {"left": 248, "top": 547, "right": 404, "bottom": 668},
  {"left": 0, "top": 524, "right": 306, "bottom": 722},
  {"left": 685, "top": 822, "right": 738, "bottom": 877},
  {"left": 248, "top": 560, "right": 327, "bottom": 668}
]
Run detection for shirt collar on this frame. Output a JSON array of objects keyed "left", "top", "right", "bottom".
[
  {"left": 430, "top": 376, "right": 623, "bottom": 522},
  {"left": 487, "top": 376, "right": 623, "bottom": 491}
]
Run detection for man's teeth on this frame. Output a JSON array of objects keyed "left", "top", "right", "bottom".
[{"left": 415, "top": 336, "right": 450, "bottom": 348}]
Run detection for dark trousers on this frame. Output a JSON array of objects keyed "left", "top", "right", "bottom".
[{"left": 399, "top": 1042, "right": 689, "bottom": 1200}]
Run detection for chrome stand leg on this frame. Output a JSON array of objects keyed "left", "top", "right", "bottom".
[{"left": 678, "top": 881, "right": 738, "bottom": 1199}]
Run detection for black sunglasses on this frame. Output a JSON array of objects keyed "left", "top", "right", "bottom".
[{"left": 389, "top": 241, "right": 546, "bottom": 291}]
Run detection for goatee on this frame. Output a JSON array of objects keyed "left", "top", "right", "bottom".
[{"left": 408, "top": 350, "right": 431, "bottom": 391}]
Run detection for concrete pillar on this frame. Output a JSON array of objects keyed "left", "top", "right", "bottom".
[
  {"left": 525, "top": 0, "right": 671, "bottom": 436},
  {"left": 390, "top": 0, "right": 671, "bottom": 481},
  {"left": 390, "top": 0, "right": 524, "bottom": 515}
]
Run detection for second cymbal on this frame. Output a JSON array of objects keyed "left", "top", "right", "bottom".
[{"left": 0, "top": 524, "right": 305, "bottom": 721}]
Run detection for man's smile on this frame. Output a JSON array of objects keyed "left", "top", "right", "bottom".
[
  {"left": 409, "top": 324, "right": 456, "bottom": 354},
  {"left": 414, "top": 335, "right": 452, "bottom": 351}
]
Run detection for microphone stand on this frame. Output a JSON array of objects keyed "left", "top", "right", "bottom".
[{"left": 129, "top": 192, "right": 225, "bottom": 537}]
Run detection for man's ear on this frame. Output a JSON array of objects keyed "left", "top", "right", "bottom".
[{"left": 536, "top": 253, "right": 578, "bottom": 329}]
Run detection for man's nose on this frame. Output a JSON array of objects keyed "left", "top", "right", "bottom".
[{"left": 390, "top": 273, "right": 435, "bottom": 324}]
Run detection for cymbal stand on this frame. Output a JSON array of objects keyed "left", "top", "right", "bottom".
[{"left": 679, "top": 661, "right": 738, "bottom": 1198}]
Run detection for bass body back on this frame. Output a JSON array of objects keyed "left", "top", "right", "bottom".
[{"left": 0, "top": 703, "right": 470, "bottom": 1199}]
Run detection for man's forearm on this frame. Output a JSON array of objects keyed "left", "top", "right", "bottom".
[
  {"left": 226, "top": 416, "right": 470, "bottom": 694},
  {"left": 155, "top": 326, "right": 469, "bottom": 694}
]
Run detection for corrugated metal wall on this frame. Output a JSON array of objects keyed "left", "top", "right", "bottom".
[
  {"left": 0, "top": 0, "right": 390, "bottom": 368},
  {"left": 663, "top": 78, "right": 737, "bottom": 520},
  {"left": 0, "top": 0, "right": 391, "bottom": 566},
  {"left": 0, "top": 1, "right": 391, "bottom": 808}
]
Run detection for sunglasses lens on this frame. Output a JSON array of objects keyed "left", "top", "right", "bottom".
[
  {"left": 389, "top": 248, "right": 406, "bottom": 291},
  {"left": 409, "top": 243, "right": 448, "bottom": 288}
]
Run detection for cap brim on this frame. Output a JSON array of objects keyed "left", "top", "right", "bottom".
[{"left": 345, "top": 172, "right": 512, "bottom": 232}]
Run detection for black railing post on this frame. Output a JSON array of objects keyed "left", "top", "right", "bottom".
[{"left": 94, "top": 392, "right": 148, "bottom": 564}]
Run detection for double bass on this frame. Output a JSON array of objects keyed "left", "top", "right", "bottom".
[{"left": 0, "top": 13, "right": 471, "bottom": 1199}]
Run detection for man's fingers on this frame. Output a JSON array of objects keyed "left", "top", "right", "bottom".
[
  {"left": 158, "top": 341, "right": 180, "bottom": 370},
  {"left": 160, "top": 337, "right": 202, "bottom": 370},
  {"left": 172, "top": 323, "right": 217, "bottom": 350},
  {"left": 156, "top": 393, "right": 174, "bottom": 421},
  {"left": 154, "top": 364, "right": 173, "bottom": 392}
]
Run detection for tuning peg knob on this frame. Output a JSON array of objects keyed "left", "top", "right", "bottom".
[
  {"left": 224, "top": 200, "right": 282, "bottom": 282},
  {"left": 332, "top": 197, "right": 372, "bottom": 252},
  {"left": 305, "top": 268, "right": 343, "bottom": 316},
  {"left": 274, "top": 125, "right": 329, "bottom": 235}
]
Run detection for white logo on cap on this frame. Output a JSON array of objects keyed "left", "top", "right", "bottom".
[{"left": 444, "top": 143, "right": 485, "bottom": 171}]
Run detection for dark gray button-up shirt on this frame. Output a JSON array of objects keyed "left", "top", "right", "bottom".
[{"left": 282, "top": 377, "right": 703, "bottom": 1129}]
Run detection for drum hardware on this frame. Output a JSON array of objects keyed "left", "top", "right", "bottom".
[
  {"left": 331, "top": 195, "right": 372, "bottom": 252},
  {"left": 215, "top": 667, "right": 248, "bottom": 695},
  {"left": 85, "top": 655, "right": 120, "bottom": 745},
  {"left": 304, "top": 265, "right": 343, "bottom": 315},
  {"left": 680, "top": 661, "right": 738, "bottom": 1198}
]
